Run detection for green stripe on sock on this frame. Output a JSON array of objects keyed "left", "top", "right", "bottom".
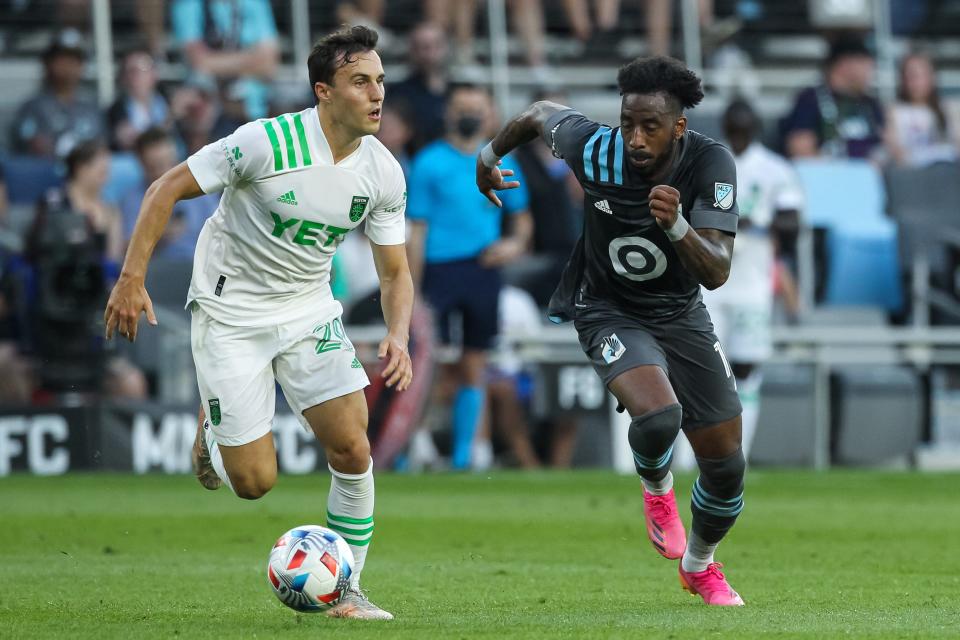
[
  {"left": 276, "top": 116, "right": 297, "bottom": 169},
  {"left": 293, "top": 113, "right": 312, "bottom": 166},
  {"left": 261, "top": 120, "right": 283, "bottom": 171},
  {"left": 327, "top": 511, "right": 373, "bottom": 525},
  {"left": 327, "top": 521, "right": 374, "bottom": 537}
]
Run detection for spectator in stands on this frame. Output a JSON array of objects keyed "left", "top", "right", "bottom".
[
  {"left": 407, "top": 83, "right": 532, "bottom": 470},
  {"left": 29, "top": 140, "right": 122, "bottom": 264},
  {"left": 169, "top": 75, "right": 240, "bottom": 155},
  {"left": 511, "top": 90, "right": 583, "bottom": 307},
  {"left": 10, "top": 29, "right": 105, "bottom": 160},
  {"left": 782, "top": 35, "right": 884, "bottom": 160},
  {"left": 885, "top": 52, "right": 960, "bottom": 168},
  {"left": 0, "top": 246, "right": 33, "bottom": 405},
  {"left": 425, "top": 1, "right": 548, "bottom": 77},
  {"left": 171, "top": 0, "right": 279, "bottom": 120},
  {"left": 701, "top": 99, "right": 805, "bottom": 459},
  {"left": 0, "top": 164, "right": 8, "bottom": 225},
  {"left": 107, "top": 49, "right": 172, "bottom": 152},
  {"left": 120, "top": 128, "right": 218, "bottom": 259},
  {"left": 375, "top": 103, "right": 415, "bottom": 178},
  {"left": 26, "top": 140, "right": 146, "bottom": 399},
  {"left": 390, "top": 22, "right": 450, "bottom": 156}
]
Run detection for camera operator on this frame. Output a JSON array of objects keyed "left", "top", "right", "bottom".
[{"left": 27, "top": 140, "right": 145, "bottom": 398}]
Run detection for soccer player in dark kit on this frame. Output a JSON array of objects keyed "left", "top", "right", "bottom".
[{"left": 476, "top": 56, "right": 745, "bottom": 606}]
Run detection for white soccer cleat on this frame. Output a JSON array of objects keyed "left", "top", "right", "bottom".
[{"left": 325, "top": 587, "right": 394, "bottom": 620}]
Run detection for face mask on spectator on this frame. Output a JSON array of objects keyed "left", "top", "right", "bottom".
[{"left": 454, "top": 115, "right": 483, "bottom": 139}]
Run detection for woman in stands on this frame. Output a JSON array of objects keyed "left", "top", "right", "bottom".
[{"left": 885, "top": 52, "right": 960, "bottom": 167}]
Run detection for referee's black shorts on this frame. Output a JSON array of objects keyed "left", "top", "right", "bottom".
[{"left": 422, "top": 257, "right": 501, "bottom": 351}]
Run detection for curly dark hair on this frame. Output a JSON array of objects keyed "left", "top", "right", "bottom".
[
  {"left": 616, "top": 56, "right": 704, "bottom": 112},
  {"left": 307, "top": 25, "right": 379, "bottom": 90}
]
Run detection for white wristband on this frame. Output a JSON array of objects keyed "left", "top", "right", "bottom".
[
  {"left": 663, "top": 213, "right": 689, "bottom": 242},
  {"left": 480, "top": 142, "right": 502, "bottom": 169}
]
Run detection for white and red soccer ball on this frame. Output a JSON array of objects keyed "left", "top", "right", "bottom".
[{"left": 267, "top": 525, "right": 355, "bottom": 612}]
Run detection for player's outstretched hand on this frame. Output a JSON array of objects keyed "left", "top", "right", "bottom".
[
  {"left": 476, "top": 156, "right": 520, "bottom": 208},
  {"left": 378, "top": 333, "right": 413, "bottom": 391},
  {"left": 103, "top": 274, "right": 158, "bottom": 342},
  {"left": 649, "top": 184, "right": 681, "bottom": 230}
]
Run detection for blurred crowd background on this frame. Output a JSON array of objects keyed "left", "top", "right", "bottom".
[{"left": 1, "top": 0, "right": 960, "bottom": 474}]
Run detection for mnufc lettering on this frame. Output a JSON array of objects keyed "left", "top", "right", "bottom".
[{"left": 270, "top": 212, "right": 348, "bottom": 247}]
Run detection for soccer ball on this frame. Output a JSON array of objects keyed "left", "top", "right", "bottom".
[{"left": 267, "top": 525, "right": 355, "bottom": 612}]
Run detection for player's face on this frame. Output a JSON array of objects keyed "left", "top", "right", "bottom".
[
  {"left": 320, "top": 50, "right": 386, "bottom": 136},
  {"left": 620, "top": 92, "right": 686, "bottom": 178}
]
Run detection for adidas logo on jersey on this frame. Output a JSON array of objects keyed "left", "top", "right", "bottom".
[
  {"left": 277, "top": 190, "right": 298, "bottom": 206},
  {"left": 594, "top": 199, "right": 613, "bottom": 214}
]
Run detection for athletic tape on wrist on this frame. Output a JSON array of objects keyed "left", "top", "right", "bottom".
[
  {"left": 480, "top": 143, "right": 501, "bottom": 169},
  {"left": 664, "top": 213, "right": 689, "bottom": 242}
]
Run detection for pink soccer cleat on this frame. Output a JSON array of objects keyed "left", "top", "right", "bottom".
[
  {"left": 678, "top": 562, "right": 745, "bottom": 606},
  {"left": 643, "top": 488, "right": 686, "bottom": 559}
]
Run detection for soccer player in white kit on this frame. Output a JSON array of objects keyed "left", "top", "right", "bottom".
[
  {"left": 701, "top": 99, "right": 804, "bottom": 458},
  {"left": 104, "top": 26, "right": 411, "bottom": 620}
]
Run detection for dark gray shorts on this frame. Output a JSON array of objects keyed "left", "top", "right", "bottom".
[{"left": 574, "top": 299, "right": 742, "bottom": 430}]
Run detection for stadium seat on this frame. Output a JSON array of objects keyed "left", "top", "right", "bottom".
[
  {"left": 101, "top": 152, "right": 144, "bottom": 206},
  {"left": 793, "top": 159, "right": 886, "bottom": 231},
  {"left": 794, "top": 160, "right": 902, "bottom": 312},
  {"left": 0, "top": 154, "right": 63, "bottom": 205},
  {"left": 824, "top": 220, "right": 903, "bottom": 312},
  {"left": 832, "top": 365, "right": 923, "bottom": 465},
  {"left": 751, "top": 363, "right": 818, "bottom": 466}
]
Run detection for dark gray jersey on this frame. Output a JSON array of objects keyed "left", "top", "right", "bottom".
[{"left": 542, "top": 109, "right": 739, "bottom": 322}]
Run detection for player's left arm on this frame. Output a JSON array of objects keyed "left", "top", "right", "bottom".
[
  {"left": 649, "top": 144, "right": 740, "bottom": 290},
  {"left": 366, "top": 160, "right": 413, "bottom": 390},
  {"left": 370, "top": 242, "right": 414, "bottom": 391}
]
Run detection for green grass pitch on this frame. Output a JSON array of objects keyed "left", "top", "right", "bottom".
[{"left": 1, "top": 470, "right": 957, "bottom": 639}]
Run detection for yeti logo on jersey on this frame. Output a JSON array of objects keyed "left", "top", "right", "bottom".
[
  {"left": 714, "top": 182, "right": 735, "bottom": 210},
  {"left": 208, "top": 398, "right": 222, "bottom": 426},
  {"left": 594, "top": 199, "right": 613, "bottom": 214},
  {"left": 601, "top": 333, "right": 626, "bottom": 364},
  {"left": 349, "top": 196, "right": 370, "bottom": 222}
]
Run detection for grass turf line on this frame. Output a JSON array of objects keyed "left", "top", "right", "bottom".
[{"left": 0, "top": 471, "right": 957, "bottom": 639}]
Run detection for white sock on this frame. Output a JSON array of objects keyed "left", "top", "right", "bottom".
[
  {"left": 326, "top": 458, "right": 375, "bottom": 588},
  {"left": 737, "top": 371, "right": 762, "bottom": 460},
  {"left": 471, "top": 438, "right": 494, "bottom": 471},
  {"left": 204, "top": 422, "right": 234, "bottom": 494},
  {"left": 681, "top": 530, "right": 718, "bottom": 573},
  {"left": 641, "top": 470, "right": 674, "bottom": 495}
]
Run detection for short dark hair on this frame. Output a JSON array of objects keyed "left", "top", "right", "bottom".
[
  {"left": 445, "top": 82, "right": 489, "bottom": 101},
  {"left": 135, "top": 126, "right": 173, "bottom": 155},
  {"left": 307, "top": 25, "right": 379, "bottom": 91},
  {"left": 65, "top": 139, "right": 106, "bottom": 180},
  {"left": 616, "top": 56, "right": 704, "bottom": 113}
]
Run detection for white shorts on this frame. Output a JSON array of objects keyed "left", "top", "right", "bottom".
[
  {"left": 704, "top": 298, "right": 773, "bottom": 364},
  {"left": 190, "top": 304, "right": 369, "bottom": 447}
]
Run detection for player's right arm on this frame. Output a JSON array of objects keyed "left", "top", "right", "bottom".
[
  {"left": 476, "top": 100, "right": 570, "bottom": 206},
  {"left": 103, "top": 162, "right": 204, "bottom": 341},
  {"left": 105, "top": 120, "right": 273, "bottom": 341}
]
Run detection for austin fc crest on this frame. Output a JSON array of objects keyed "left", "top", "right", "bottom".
[
  {"left": 714, "top": 183, "right": 734, "bottom": 210},
  {"left": 349, "top": 195, "right": 369, "bottom": 222}
]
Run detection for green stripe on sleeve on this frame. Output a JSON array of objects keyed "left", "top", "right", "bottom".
[
  {"left": 327, "top": 510, "right": 373, "bottom": 525},
  {"left": 261, "top": 120, "right": 283, "bottom": 171},
  {"left": 276, "top": 116, "right": 297, "bottom": 169},
  {"left": 292, "top": 113, "right": 312, "bottom": 166}
]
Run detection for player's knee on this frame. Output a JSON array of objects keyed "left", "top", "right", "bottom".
[
  {"left": 326, "top": 434, "right": 371, "bottom": 473},
  {"left": 231, "top": 468, "right": 277, "bottom": 500},
  {"left": 628, "top": 404, "right": 682, "bottom": 452},
  {"left": 695, "top": 446, "right": 746, "bottom": 500}
]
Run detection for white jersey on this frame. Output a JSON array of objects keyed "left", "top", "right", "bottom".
[
  {"left": 185, "top": 106, "right": 406, "bottom": 327},
  {"left": 709, "top": 141, "right": 804, "bottom": 302}
]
